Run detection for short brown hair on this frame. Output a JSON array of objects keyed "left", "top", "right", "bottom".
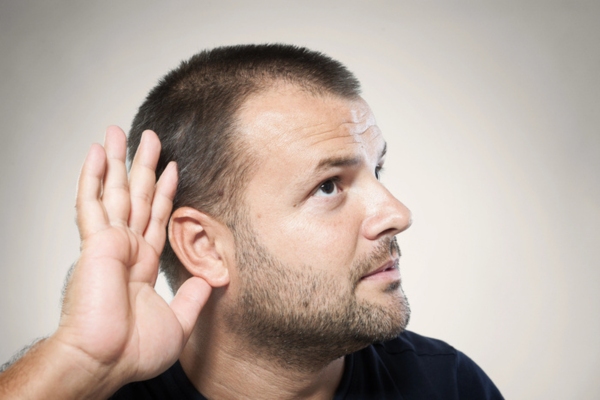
[{"left": 127, "top": 44, "right": 361, "bottom": 291}]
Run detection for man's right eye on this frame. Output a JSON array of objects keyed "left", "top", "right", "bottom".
[{"left": 314, "top": 178, "right": 340, "bottom": 197}]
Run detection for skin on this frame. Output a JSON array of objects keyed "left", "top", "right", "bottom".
[
  {"left": 0, "top": 84, "right": 411, "bottom": 400},
  {"left": 177, "top": 84, "right": 412, "bottom": 399},
  {"left": 235, "top": 84, "right": 411, "bottom": 310}
]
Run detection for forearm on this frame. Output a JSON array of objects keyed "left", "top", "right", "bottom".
[{"left": 0, "top": 336, "right": 123, "bottom": 400}]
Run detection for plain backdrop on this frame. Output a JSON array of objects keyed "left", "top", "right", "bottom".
[{"left": 1, "top": 1, "right": 599, "bottom": 398}]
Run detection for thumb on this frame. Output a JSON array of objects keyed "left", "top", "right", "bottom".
[{"left": 170, "top": 277, "right": 212, "bottom": 340}]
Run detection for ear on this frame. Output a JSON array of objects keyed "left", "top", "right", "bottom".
[{"left": 168, "top": 207, "right": 231, "bottom": 288}]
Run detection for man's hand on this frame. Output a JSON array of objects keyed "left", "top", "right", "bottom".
[{"left": 0, "top": 126, "right": 211, "bottom": 399}]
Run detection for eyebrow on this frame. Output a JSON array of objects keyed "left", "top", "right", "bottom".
[
  {"left": 315, "top": 155, "right": 362, "bottom": 171},
  {"left": 314, "top": 141, "right": 388, "bottom": 172}
]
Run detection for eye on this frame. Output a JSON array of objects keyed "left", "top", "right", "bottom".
[
  {"left": 314, "top": 178, "right": 340, "bottom": 197},
  {"left": 375, "top": 166, "right": 383, "bottom": 180}
]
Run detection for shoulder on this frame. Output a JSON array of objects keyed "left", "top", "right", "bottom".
[
  {"left": 360, "top": 330, "right": 462, "bottom": 386},
  {"left": 336, "top": 331, "right": 504, "bottom": 399}
]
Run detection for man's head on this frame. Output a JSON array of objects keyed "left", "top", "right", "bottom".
[
  {"left": 128, "top": 44, "right": 412, "bottom": 366},
  {"left": 128, "top": 44, "right": 361, "bottom": 289}
]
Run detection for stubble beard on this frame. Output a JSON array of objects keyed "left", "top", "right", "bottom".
[{"left": 224, "top": 223, "right": 411, "bottom": 372}]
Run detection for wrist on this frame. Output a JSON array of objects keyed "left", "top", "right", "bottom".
[
  {"left": 46, "top": 332, "right": 129, "bottom": 398},
  {"left": 0, "top": 334, "right": 127, "bottom": 400}
]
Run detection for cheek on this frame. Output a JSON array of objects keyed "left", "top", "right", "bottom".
[
  {"left": 316, "top": 237, "right": 356, "bottom": 275},
  {"left": 260, "top": 213, "right": 362, "bottom": 271}
]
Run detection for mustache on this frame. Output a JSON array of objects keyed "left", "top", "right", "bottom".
[{"left": 351, "top": 236, "right": 401, "bottom": 285}]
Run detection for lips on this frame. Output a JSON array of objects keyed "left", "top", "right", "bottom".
[{"left": 361, "top": 259, "right": 399, "bottom": 280}]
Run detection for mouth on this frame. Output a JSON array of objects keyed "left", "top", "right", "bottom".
[{"left": 360, "top": 258, "right": 399, "bottom": 281}]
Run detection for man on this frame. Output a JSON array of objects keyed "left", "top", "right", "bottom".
[{"left": 0, "top": 44, "right": 502, "bottom": 399}]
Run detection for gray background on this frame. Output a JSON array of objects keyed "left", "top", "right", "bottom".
[{"left": 1, "top": 1, "right": 599, "bottom": 398}]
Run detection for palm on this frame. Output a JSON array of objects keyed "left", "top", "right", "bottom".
[{"left": 57, "top": 127, "right": 210, "bottom": 385}]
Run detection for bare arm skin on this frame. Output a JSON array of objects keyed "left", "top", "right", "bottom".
[{"left": 0, "top": 127, "right": 211, "bottom": 399}]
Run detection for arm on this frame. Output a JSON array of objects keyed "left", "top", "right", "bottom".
[
  {"left": 0, "top": 126, "right": 211, "bottom": 399},
  {"left": 0, "top": 338, "right": 45, "bottom": 373}
]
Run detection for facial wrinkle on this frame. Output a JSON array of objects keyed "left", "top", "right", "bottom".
[{"left": 301, "top": 124, "right": 379, "bottom": 150}]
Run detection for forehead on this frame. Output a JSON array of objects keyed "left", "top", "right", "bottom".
[{"left": 236, "top": 84, "right": 383, "bottom": 166}]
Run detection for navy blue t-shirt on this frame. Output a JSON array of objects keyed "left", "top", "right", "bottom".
[{"left": 111, "top": 331, "right": 503, "bottom": 399}]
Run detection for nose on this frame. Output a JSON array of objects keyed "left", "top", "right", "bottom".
[{"left": 361, "top": 182, "right": 412, "bottom": 241}]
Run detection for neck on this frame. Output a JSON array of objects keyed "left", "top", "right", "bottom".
[{"left": 180, "top": 297, "right": 345, "bottom": 400}]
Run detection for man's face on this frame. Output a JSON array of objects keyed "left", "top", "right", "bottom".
[{"left": 224, "top": 84, "right": 412, "bottom": 366}]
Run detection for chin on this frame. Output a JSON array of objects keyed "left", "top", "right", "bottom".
[{"left": 354, "top": 284, "right": 411, "bottom": 336}]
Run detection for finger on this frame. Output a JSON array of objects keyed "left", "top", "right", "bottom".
[
  {"left": 144, "top": 161, "right": 178, "bottom": 255},
  {"left": 170, "top": 277, "right": 212, "bottom": 340},
  {"left": 128, "top": 130, "right": 162, "bottom": 234},
  {"left": 101, "top": 126, "right": 130, "bottom": 226},
  {"left": 76, "top": 143, "right": 109, "bottom": 239}
]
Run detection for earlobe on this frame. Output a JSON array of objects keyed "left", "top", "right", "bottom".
[{"left": 168, "top": 207, "right": 230, "bottom": 288}]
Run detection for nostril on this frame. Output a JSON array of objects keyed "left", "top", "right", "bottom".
[
  {"left": 361, "top": 185, "right": 411, "bottom": 240},
  {"left": 380, "top": 227, "right": 401, "bottom": 238}
]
